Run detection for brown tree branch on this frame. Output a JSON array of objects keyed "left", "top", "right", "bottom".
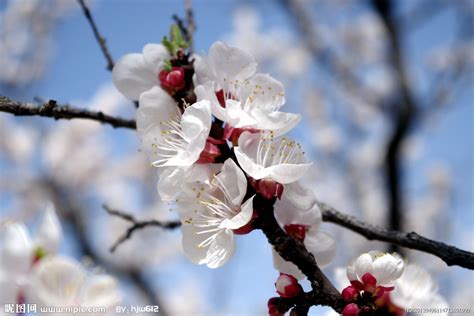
[
  {"left": 103, "top": 205, "right": 181, "bottom": 253},
  {"left": 77, "top": 0, "right": 115, "bottom": 71},
  {"left": 254, "top": 195, "right": 345, "bottom": 314},
  {"left": 0, "top": 96, "right": 136, "bottom": 129},
  {"left": 3, "top": 94, "right": 472, "bottom": 269},
  {"left": 319, "top": 201, "right": 474, "bottom": 269}
]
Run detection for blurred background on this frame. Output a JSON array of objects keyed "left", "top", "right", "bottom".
[{"left": 0, "top": 0, "right": 473, "bottom": 315}]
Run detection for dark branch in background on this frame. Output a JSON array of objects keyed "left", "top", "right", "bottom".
[
  {"left": 103, "top": 205, "right": 181, "bottom": 252},
  {"left": 371, "top": 0, "right": 418, "bottom": 254},
  {"left": 77, "top": 0, "right": 139, "bottom": 108},
  {"left": 0, "top": 96, "right": 136, "bottom": 129},
  {"left": 77, "top": 0, "right": 115, "bottom": 71},
  {"left": 319, "top": 202, "right": 474, "bottom": 270},
  {"left": 280, "top": 0, "right": 374, "bottom": 106}
]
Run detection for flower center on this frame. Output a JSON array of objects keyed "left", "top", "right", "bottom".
[
  {"left": 256, "top": 132, "right": 305, "bottom": 167},
  {"left": 150, "top": 113, "right": 188, "bottom": 167}
]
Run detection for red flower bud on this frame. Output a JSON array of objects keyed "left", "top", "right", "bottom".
[
  {"left": 342, "top": 303, "right": 360, "bottom": 316},
  {"left": 342, "top": 286, "right": 359, "bottom": 302},
  {"left": 267, "top": 298, "right": 284, "bottom": 316},
  {"left": 159, "top": 67, "right": 185, "bottom": 93},
  {"left": 275, "top": 273, "right": 301, "bottom": 298}
]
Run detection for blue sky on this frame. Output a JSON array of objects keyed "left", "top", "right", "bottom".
[{"left": 1, "top": 0, "right": 473, "bottom": 315}]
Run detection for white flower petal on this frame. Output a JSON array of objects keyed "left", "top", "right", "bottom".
[
  {"left": 272, "top": 249, "right": 304, "bottom": 280},
  {"left": 180, "top": 225, "right": 209, "bottom": 266},
  {"left": 220, "top": 195, "right": 254, "bottom": 230},
  {"left": 205, "top": 231, "right": 236, "bottom": 268},
  {"left": 28, "top": 256, "right": 86, "bottom": 306},
  {"left": 79, "top": 275, "right": 121, "bottom": 308},
  {"left": 112, "top": 53, "right": 157, "bottom": 100},
  {"left": 142, "top": 43, "right": 169, "bottom": 75},
  {"left": 372, "top": 252, "right": 404, "bottom": 285},
  {"left": 264, "top": 163, "right": 312, "bottom": 184},
  {"left": 250, "top": 109, "right": 301, "bottom": 136},
  {"left": 304, "top": 231, "right": 336, "bottom": 267},
  {"left": 240, "top": 73, "right": 285, "bottom": 110},
  {"left": 225, "top": 99, "right": 258, "bottom": 128},
  {"left": 207, "top": 41, "right": 257, "bottom": 84},
  {"left": 194, "top": 82, "right": 228, "bottom": 122},
  {"left": 353, "top": 253, "right": 374, "bottom": 279},
  {"left": 0, "top": 223, "right": 32, "bottom": 277},
  {"left": 35, "top": 203, "right": 62, "bottom": 254},
  {"left": 235, "top": 131, "right": 311, "bottom": 184},
  {"left": 216, "top": 159, "right": 247, "bottom": 206}
]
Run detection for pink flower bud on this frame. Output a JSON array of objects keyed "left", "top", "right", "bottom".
[
  {"left": 159, "top": 67, "right": 185, "bottom": 93},
  {"left": 267, "top": 298, "right": 284, "bottom": 316},
  {"left": 342, "top": 286, "right": 359, "bottom": 302},
  {"left": 284, "top": 224, "right": 309, "bottom": 242},
  {"left": 342, "top": 303, "right": 360, "bottom": 316},
  {"left": 275, "top": 273, "right": 301, "bottom": 298}
]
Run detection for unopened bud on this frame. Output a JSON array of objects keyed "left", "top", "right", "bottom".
[
  {"left": 159, "top": 67, "right": 185, "bottom": 93},
  {"left": 342, "top": 303, "right": 360, "bottom": 316},
  {"left": 342, "top": 285, "right": 359, "bottom": 302},
  {"left": 275, "top": 273, "right": 301, "bottom": 298},
  {"left": 267, "top": 298, "right": 283, "bottom": 316}
]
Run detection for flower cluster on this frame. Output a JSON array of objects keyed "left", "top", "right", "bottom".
[
  {"left": 339, "top": 251, "right": 448, "bottom": 316},
  {"left": 0, "top": 204, "right": 121, "bottom": 314},
  {"left": 112, "top": 28, "right": 336, "bottom": 279}
]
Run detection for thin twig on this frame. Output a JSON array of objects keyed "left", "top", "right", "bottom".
[
  {"left": 77, "top": 0, "right": 115, "bottom": 71},
  {"left": 103, "top": 205, "right": 181, "bottom": 253},
  {"left": 319, "top": 201, "right": 474, "bottom": 269},
  {"left": 0, "top": 96, "right": 136, "bottom": 129}
]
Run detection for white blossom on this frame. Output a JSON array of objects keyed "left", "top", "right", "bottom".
[
  {"left": 235, "top": 131, "right": 311, "bottom": 184},
  {"left": 112, "top": 43, "right": 170, "bottom": 100},
  {"left": 176, "top": 159, "right": 255, "bottom": 268},
  {"left": 273, "top": 182, "right": 336, "bottom": 279},
  {"left": 390, "top": 264, "right": 449, "bottom": 316},
  {"left": 194, "top": 41, "right": 300, "bottom": 136},
  {"left": 27, "top": 256, "right": 121, "bottom": 315},
  {"left": 347, "top": 251, "right": 404, "bottom": 287}
]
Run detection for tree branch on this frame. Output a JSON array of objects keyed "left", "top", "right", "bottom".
[
  {"left": 372, "top": 0, "right": 418, "bottom": 255},
  {"left": 103, "top": 205, "right": 181, "bottom": 253},
  {"left": 77, "top": 0, "right": 115, "bottom": 71},
  {"left": 0, "top": 96, "right": 136, "bottom": 129},
  {"left": 319, "top": 201, "right": 474, "bottom": 269},
  {"left": 254, "top": 196, "right": 345, "bottom": 313}
]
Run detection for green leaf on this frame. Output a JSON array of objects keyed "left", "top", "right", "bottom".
[
  {"left": 162, "top": 36, "right": 173, "bottom": 53},
  {"left": 163, "top": 59, "right": 172, "bottom": 71}
]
